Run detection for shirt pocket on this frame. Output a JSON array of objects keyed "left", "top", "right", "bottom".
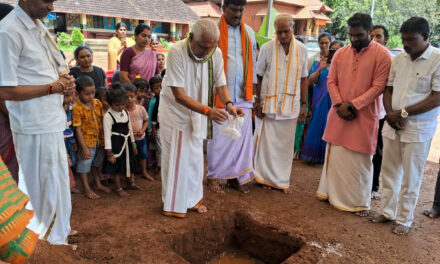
[{"left": 413, "top": 75, "right": 432, "bottom": 94}]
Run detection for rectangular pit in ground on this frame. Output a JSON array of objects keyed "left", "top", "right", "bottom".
[{"left": 170, "top": 211, "right": 305, "bottom": 264}]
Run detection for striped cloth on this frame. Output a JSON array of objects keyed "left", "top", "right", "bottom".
[{"left": 0, "top": 157, "right": 38, "bottom": 264}]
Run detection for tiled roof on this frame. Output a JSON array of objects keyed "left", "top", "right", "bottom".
[
  {"left": 248, "top": 0, "right": 333, "bottom": 12},
  {"left": 2, "top": 0, "right": 199, "bottom": 24},
  {"left": 294, "top": 6, "right": 331, "bottom": 21},
  {"left": 187, "top": 1, "right": 222, "bottom": 18}
]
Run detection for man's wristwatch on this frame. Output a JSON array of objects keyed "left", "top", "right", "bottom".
[
  {"left": 225, "top": 100, "right": 234, "bottom": 110},
  {"left": 401, "top": 108, "right": 409, "bottom": 118}
]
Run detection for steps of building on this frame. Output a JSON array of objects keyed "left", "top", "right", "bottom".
[{"left": 85, "top": 39, "right": 109, "bottom": 52}]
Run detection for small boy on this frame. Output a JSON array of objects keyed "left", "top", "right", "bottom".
[{"left": 73, "top": 76, "right": 111, "bottom": 199}]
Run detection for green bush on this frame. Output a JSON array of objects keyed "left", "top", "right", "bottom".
[
  {"left": 159, "top": 37, "right": 170, "bottom": 49},
  {"left": 387, "top": 35, "right": 403, "bottom": 49},
  {"left": 71, "top": 27, "right": 84, "bottom": 46},
  {"left": 57, "top": 32, "right": 71, "bottom": 46}
]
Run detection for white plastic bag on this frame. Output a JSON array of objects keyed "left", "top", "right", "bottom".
[{"left": 220, "top": 115, "right": 244, "bottom": 140}]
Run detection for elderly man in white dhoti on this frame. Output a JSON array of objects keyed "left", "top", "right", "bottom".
[
  {"left": 0, "top": 0, "right": 76, "bottom": 246},
  {"left": 159, "top": 19, "right": 244, "bottom": 218},
  {"left": 253, "top": 14, "right": 308, "bottom": 194}
]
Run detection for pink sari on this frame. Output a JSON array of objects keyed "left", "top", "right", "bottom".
[{"left": 129, "top": 49, "right": 157, "bottom": 82}]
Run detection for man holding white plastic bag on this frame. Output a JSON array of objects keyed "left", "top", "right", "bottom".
[
  {"left": 159, "top": 19, "right": 243, "bottom": 218},
  {"left": 254, "top": 14, "right": 308, "bottom": 194}
]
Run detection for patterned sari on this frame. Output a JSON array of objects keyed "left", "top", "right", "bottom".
[{"left": 128, "top": 49, "right": 157, "bottom": 82}]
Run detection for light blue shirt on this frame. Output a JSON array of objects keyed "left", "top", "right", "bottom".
[{"left": 226, "top": 24, "right": 257, "bottom": 103}]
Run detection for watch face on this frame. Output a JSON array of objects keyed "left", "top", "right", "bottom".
[{"left": 401, "top": 110, "right": 408, "bottom": 118}]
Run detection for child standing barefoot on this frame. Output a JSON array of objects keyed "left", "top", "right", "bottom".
[
  {"left": 73, "top": 76, "right": 111, "bottom": 199},
  {"left": 102, "top": 84, "right": 139, "bottom": 197},
  {"left": 147, "top": 76, "right": 162, "bottom": 173},
  {"left": 125, "top": 84, "right": 154, "bottom": 181}
]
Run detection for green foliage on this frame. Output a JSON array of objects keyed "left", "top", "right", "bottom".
[
  {"left": 323, "top": 0, "right": 440, "bottom": 44},
  {"left": 256, "top": 7, "right": 278, "bottom": 47},
  {"left": 71, "top": 27, "right": 84, "bottom": 46},
  {"left": 387, "top": 34, "right": 403, "bottom": 49},
  {"left": 57, "top": 32, "right": 71, "bottom": 46},
  {"left": 159, "top": 37, "right": 170, "bottom": 49}
]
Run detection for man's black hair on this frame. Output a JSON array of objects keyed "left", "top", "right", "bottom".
[
  {"left": 400, "top": 17, "right": 430, "bottom": 40},
  {"left": 347, "top": 13, "right": 372, "bottom": 31},
  {"left": 372, "top": 25, "right": 389, "bottom": 39},
  {"left": 223, "top": 0, "right": 247, "bottom": 6},
  {"left": 0, "top": 3, "right": 13, "bottom": 21}
]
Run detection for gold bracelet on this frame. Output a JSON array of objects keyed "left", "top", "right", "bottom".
[
  {"left": 47, "top": 83, "right": 53, "bottom": 95},
  {"left": 55, "top": 81, "right": 66, "bottom": 93}
]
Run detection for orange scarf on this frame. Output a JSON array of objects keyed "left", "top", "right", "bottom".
[{"left": 216, "top": 15, "right": 253, "bottom": 108}]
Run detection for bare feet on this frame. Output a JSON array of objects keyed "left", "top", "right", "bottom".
[
  {"left": 237, "top": 184, "right": 250, "bottom": 194},
  {"left": 115, "top": 188, "right": 129, "bottom": 197},
  {"left": 84, "top": 190, "right": 100, "bottom": 199},
  {"left": 196, "top": 205, "right": 207, "bottom": 214},
  {"left": 227, "top": 179, "right": 249, "bottom": 194},
  {"left": 97, "top": 185, "right": 111, "bottom": 194},
  {"left": 393, "top": 224, "right": 410, "bottom": 235},
  {"left": 370, "top": 214, "right": 392, "bottom": 223},
  {"left": 208, "top": 179, "right": 224, "bottom": 194},
  {"left": 69, "top": 230, "right": 79, "bottom": 236},
  {"left": 126, "top": 184, "right": 143, "bottom": 191},
  {"left": 423, "top": 208, "right": 440, "bottom": 219},
  {"left": 70, "top": 187, "right": 81, "bottom": 194},
  {"left": 142, "top": 172, "right": 155, "bottom": 181},
  {"left": 282, "top": 187, "right": 293, "bottom": 194},
  {"left": 371, "top": 191, "right": 381, "bottom": 200},
  {"left": 69, "top": 244, "right": 78, "bottom": 251},
  {"left": 355, "top": 210, "right": 370, "bottom": 217}
]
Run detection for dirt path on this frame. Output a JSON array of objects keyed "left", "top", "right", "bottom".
[{"left": 27, "top": 158, "right": 440, "bottom": 264}]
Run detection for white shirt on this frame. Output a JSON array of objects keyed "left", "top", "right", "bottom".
[
  {"left": 226, "top": 24, "right": 257, "bottom": 104},
  {"left": 257, "top": 39, "right": 308, "bottom": 120},
  {"left": 159, "top": 40, "right": 226, "bottom": 130},
  {"left": 0, "top": 6, "right": 65, "bottom": 134},
  {"left": 382, "top": 45, "right": 440, "bottom": 142},
  {"left": 103, "top": 109, "right": 135, "bottom": 150},
  {"left": 379, "top": 50, "right": 396, "bottom": 119}
]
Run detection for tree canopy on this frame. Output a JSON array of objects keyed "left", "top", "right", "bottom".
[{"left": 323, "top": 0, "right": 440, "bottom": 48}]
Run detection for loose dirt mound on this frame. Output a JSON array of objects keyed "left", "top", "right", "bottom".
[{"left": 27, "top": 160, "right": 440, "bottom": 263}]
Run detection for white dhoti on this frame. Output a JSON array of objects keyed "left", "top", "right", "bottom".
[
  {"left": 316, "top": 144, "right": 372, "bottom": 212},
  {"left": 381, "top": 135, "right": 432, "bottom": 227},
  {"left": 160, "top": 123, "right": 204, "bottom": 218},
  {"left": 254, "top": 117, "right": 297, "bottom": 189},
  {"left": 13, "top": 132, "right": 71, "bottom": 245}
]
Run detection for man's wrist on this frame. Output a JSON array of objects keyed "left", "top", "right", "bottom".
[{"left": 224, "top": 100, "right": 234, "bottom": 111}]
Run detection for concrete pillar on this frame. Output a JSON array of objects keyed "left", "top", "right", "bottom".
[
  {"left": 176, "top": 24, "right": 183, "bottom": 39},
  {"left": 80, "top": 14, "right": 87, "bottom": 29},
  {"left": 170, "top": 22, "right": 177, "bottom": 42},
  {"left": 313, "top": 22, "right": 319, "bottom": 37},
  {"left": 116, "top": 17, "right": 122, "bottom": 24},
  {"left": 144, "top": 20, "right": 151, "bottom": 27},
  {"left": 306, "top": 19, "right": 312, "bottom": 38}
]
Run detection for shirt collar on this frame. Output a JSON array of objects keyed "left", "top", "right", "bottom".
[
  {"left": 15, "top": 6, "right": 37, "bottom": 30},
  {"left": 78, "top": 99, "right": 96, "bottom": 111},
  {"left": 403, "top": 44, "right": 433, "bottom": 61}
]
